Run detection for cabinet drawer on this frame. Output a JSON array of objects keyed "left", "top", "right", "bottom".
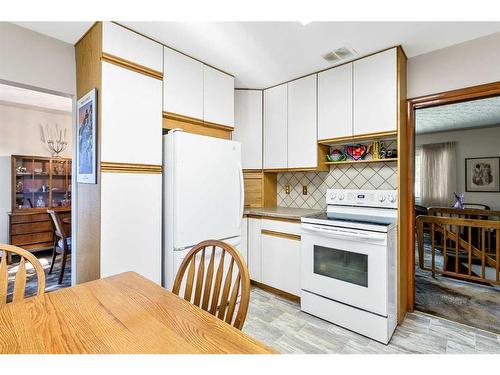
[
  {"left": 261, "top": 218, "right": 301, "bottom": 236},
  {"left": 10, "top": 213, "right": 49, "bottom": 224},
  {"left": 11, "top": 221, "right": 52, "bottom": 235},
  {"left": 11, "top": 232, "right": 53, "bottom": 246}
]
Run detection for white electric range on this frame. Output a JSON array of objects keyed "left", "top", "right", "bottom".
[{"left": 300, "top": 189, "right": 398, "bottom": 344}]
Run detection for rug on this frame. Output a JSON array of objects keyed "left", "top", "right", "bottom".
[{"left": 415, "top": 235, "right": 500, "bottom": 334}]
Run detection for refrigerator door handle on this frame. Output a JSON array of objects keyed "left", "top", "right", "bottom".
[{"left": 238, "top": 163, "right": 244, "bottom": 225}]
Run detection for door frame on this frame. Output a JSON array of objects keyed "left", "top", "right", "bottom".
[{"left": 406, "top": 80, "right": 500, "bottom": 312}]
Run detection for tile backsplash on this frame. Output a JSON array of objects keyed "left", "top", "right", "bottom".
[{"left": 277, "top": 162, "right": 398, "bottom": 209}]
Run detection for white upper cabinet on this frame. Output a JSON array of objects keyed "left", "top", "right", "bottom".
[
  {"left": 102, "top": 22, "right": 163, "bottom": 72},
  {"left": 203, "top": 65, "right": 235, "bottom": 127},
  {"left": 318, "top": 63, "right": 353, "bottom": 140},
  {"left": 233, "top": 90, "right": 263, "bottom": 170},
  {"left": 163, "top": 47, "right": 204, "bottom": 119},
  {"left": 101, "top": 62, "right": 162, "bottom": 165},
  {"left": 287, "top": 75, "right": 317, "bottom": 169},
  {"left": 353, "top": 48, "right": 397, "bottom": 135},
  {"left": 263, "top": 84, "right": 288, "bottom": 169}
]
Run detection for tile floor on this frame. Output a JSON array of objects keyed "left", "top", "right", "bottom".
[{"left": 243, "top": 287, "right": 500, "bottom": 354}]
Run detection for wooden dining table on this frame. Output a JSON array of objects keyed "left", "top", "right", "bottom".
[{"left": 0, "top": 272, "right": 275, "bottom": 354}]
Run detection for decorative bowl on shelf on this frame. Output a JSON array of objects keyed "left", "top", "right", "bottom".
[{"left": 327, "top": 149, "right": 347, "bottom": 162}]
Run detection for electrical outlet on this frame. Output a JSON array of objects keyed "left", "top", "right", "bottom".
[
  {"left": 302, "top": 185, "right": 308, "bottom": 195},
  {"left": 285, "top": 185, "right": 290, "bottom": 194}
]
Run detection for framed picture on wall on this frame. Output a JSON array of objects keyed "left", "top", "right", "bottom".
[
  {"left": 465, "top": 157, "right": 500, "bottom": 192},
  {"left": 76, "top": 88, "right": 97, "bottom": 184}
]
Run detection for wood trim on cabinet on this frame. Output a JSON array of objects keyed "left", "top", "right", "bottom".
[
  {"left": 162, "top": 111, "right": 232, "bottom": 140},
  {"left": 250, "top": 280, "right": 300, "bottom": 303},
  {"left": 75, "top": 21, "right": 102, "bottom": 284},
  {"left": 100, "top": 162, "right": 162, "bottom": 174},
  {"left": 261, "top": 229, "right": 300, "bottom": 241},
  {"left": 405, "top": 79, "right": 500, "bottom": 314},
  {"left": 318, "top": 130, "right": 398, "bottom": 145},
  {"left": 101, "top": 52, "right": 163, "bottom": 80},
  {"left": 396, "top": 46, "right": 408, "bottom": 323}
]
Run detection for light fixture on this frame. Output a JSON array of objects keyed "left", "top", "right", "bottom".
[{"left": 39, "top": 123, "right": 68, "bottom": 157}]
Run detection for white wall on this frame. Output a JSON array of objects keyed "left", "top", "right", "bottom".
[
  {"left": 416, "top": 126, "right": 500, "bottom": 210},
  {"left": 0, "top": 22, "right": 76, "bottom": 96},
  {"left": 0, "top": 103, "right": 72, "bottom": 157},
  {"left": 0, "top": 103, "right": 72, "bottom": 244},
  {"left": 408, "top": 32, "right": 500, "bottom": 99}
]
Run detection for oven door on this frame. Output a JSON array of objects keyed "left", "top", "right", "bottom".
[{"left": 301, "top": 223, "right": 388, "bottom": 316}]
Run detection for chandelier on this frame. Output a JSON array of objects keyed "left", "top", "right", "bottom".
[{"left": 39, "top": 123, "right": 68, "bottom": 157}]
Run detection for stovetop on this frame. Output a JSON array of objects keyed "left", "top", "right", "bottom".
[{"left": 301, "top": 208, "right": 397, "bottom": 233}]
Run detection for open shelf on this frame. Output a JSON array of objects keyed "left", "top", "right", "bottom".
[{"left": 325, "top": 158, "right": 398, "bottom": 166}]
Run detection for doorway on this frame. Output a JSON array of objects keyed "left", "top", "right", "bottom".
[
  {"left": 407, "top": 82, "right": 500, "bottom": 334},
  {"left": 0, "top": 81, "right": 74, "bottom": 296}
]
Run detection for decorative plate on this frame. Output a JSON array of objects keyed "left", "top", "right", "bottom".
[{"left": 344, "top": 144, "right": 368, "bottom": 161}]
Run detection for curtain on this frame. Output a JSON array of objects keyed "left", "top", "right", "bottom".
[{"left": 420, "top": 142, "right": 457, "bottom": 207}]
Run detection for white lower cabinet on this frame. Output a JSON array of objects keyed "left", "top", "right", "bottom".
[
  {"left": 247, "top": 218, "right": 262, "bottom": 282},
  {"left": 246, "top": 217, "right": 301, "bottom": 296},
  {"left": 261, "top": 232, "right": 301, "bottom": 296}
]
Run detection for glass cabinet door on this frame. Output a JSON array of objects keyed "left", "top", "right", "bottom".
[
  {"left": 32, "top": 158, "right": 50, "bottom": 209},
  {"left": 51, "top": 159, "right": 69, "bottom": 207},
  {"left": 14, "top": 158, "right": 34, "bottom": 209}
]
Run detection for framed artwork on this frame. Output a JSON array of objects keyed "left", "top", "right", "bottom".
[
  {"left": 76, "top": 88, "right": 97, "bottom": 184},
  {"left": 465, "top": 157, "right": 500, "bottom": 192}
]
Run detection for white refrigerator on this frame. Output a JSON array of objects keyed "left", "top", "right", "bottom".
[{"left": 163, "top": 130, "right": 245, "bottom": 289}]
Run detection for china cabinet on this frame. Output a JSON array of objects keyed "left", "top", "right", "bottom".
[{"left": 9, "top": 155, "right": 71, "bottom": 252}]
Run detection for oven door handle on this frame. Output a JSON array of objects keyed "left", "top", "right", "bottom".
[{"left": 306, "top": 225, "right": 386, "bottom": 241}]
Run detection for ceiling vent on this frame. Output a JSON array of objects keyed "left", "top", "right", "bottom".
[{"left": 322, "top": 46, "right": 357, "bottom": 63}]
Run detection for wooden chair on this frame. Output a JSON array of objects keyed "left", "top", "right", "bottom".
[
  {"left": 0, "top": 244, "right": 46, "bottom": 305},
  {"left": 47, "top": 210, "right": 71, "bottom": 284},
  {"left": 172, "top": 240, "right": 250, "bottom": 330}
]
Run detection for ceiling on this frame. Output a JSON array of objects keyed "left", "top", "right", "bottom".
[
  {"left": 0, "top": 83, "right": 72, "bottom": 113},
  {"left": 13, "top": 21, "right": 500, "bottom": 88},
  {"left": 415, "top": 95, "right": 500, "bottom": 134}
]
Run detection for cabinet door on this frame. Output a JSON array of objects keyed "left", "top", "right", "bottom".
[
  {"left": 353, "top": 48, "right": 397, "bottom": 135},
  {"left": 287, "top": 75, "right": 317, "bottom": 169},
  {"left": 233, "top": 90, "right": 263, "bottom": 169},
  {"left": 261, "top": 232, "right": 300, "bottom": 296},
  {"left": 163, "top": 47, "right": 204, "bottom": 120},
  {"left": 263, "top": 84, "right": 287, "bottom": 169},
  {"left": 100, "top": 172, "right": 162, "bottom": 284},
  {"left": 240, "top": 217, "right": 248, "bottom": 265},
  {"left": 101, "top": 62, "right": 162, "bottom": 165},
  {"left": 203, "top": 65, "right": 234, "bottom": 127},
  {"left": 318, "top": 63, "right": 352, "bottom": 140},
  {"left": 247, "top": 218, "right": 262, "bottom": 282},
  {"left": 102, "top": 22, "right": 163, "bottom": 72}
]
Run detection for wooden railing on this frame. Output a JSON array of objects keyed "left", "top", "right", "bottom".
[{"left": 416, "top": 214, "right": 500, "bottom": 285}]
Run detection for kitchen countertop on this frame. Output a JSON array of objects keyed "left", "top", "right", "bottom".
[{"left": 244, "top": 207, "right": 324, "bottom": 220}]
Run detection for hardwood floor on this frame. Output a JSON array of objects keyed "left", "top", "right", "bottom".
[{"left": 243, "top": 286, "right": 500, "bottom": 354}]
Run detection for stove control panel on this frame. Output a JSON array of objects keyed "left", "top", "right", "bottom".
[{"left": 326, "top": 189, "right": 398, "bottom": 208}]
